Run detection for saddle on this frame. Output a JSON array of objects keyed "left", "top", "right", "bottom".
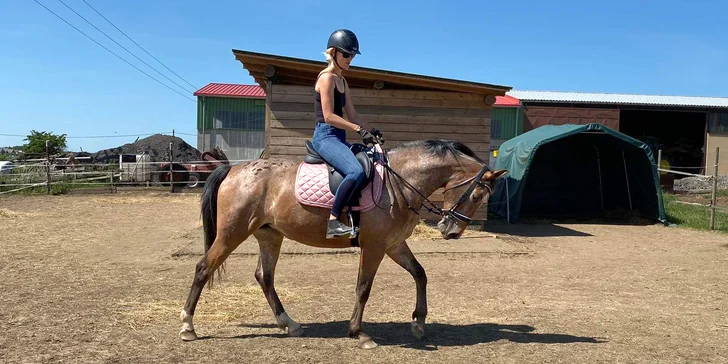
[
  {"left": 303, "top": 140, "right": 374, "bottom": 197},
  {"left": 295, "top": 140, "right": 386, "bottom": 242}
]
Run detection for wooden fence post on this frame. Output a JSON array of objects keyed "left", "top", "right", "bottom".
[
  {"left": 45, "top": 140, "right": 51, "bottom": 194},
  {"left": 657, "top": 149, "right": 662, "bottom": 172},
  {"left": 169, "top": 142, "right": 174, "bottom": 193},
  {"left": 710, "top": 147, "right": 720, "bottom": 230}
]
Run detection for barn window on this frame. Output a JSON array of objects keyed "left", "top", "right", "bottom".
[
  {"left": 491, "top": 119, "right": 503, "bottom": 139},
  {"left": 213, "top": 111, "right": 265, "bottom": 130}
]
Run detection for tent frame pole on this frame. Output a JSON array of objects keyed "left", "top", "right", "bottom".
[
  {"left": 622, "top": 151, "right": 633, "bottom": 210},
  {"left": 593, "top": 145, "right": 604, "bottom": 211}
]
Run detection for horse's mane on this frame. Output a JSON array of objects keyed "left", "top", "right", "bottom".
[{"left": 393, "top": 139, "right": 486, "bottom": 164}]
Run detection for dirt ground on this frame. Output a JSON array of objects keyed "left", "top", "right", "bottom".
[{"left": 1, "top": 191, "right": 727, "bottom": 363}]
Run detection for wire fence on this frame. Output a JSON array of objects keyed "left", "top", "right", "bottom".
[
  {"left": 658, "top": 147, "right": 725, "bottom": 230},
  {"left": 0, "top": 138, "right": 257, "bottom": 195}
]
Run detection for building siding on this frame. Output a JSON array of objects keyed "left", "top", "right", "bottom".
[
  {"left": 266, "top": 84, "right": 492, "bottom": 161},
  {"left": 491, "top": 106, "right": 523, "bottom": 141},
  {"left": 197, "top": 97, "right": 266, "bottom": 130},
  {"left": 196, "top": 96, "right": 267, "bottom": 161},
  {"left": 266, "top": 84, "right": 493, "bottom": 222},
  {"left": 523, "top": 106, "right": 620, "bottom": 131}
]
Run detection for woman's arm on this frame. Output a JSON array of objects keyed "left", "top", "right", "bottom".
[
  {"left": 317, "top": 73, "right": 363, "bottom": 132},
  {"left": 343, "top": 78, "right": 373, "bottom": 131}
]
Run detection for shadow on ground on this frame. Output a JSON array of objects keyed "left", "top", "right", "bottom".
[
  {"left": 482, "top": 221, "right": 593, "bottom": 237},
  {"left": 199, "top": 321, "right": 604, "bottom": 350}
]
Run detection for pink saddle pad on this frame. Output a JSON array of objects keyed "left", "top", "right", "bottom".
[{"left": 294, "top": 160, "right": 385, "bottom": 212}]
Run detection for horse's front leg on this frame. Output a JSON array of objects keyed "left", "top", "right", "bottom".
[
  {"left": 348, "top": 244, "right": 386, "bottom": 349},
  {"left": 386, "top": 241, "right": 427, "bottom": 339}
]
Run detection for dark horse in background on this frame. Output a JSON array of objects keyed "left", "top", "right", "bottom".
[{"left": 179, "top": 138, "right": 507, "bottom": 349}]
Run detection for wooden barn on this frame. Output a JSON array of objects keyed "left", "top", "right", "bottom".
[{"left": 232, "top": 49, "right": 512, "bottom": 222}]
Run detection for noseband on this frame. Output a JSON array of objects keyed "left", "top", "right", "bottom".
[{"left": 440, "top": 164, "right": 493, "bottom": 225}]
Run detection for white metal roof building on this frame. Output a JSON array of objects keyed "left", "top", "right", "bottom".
[
  {"left": 507, "top": 90, "right": 728, "bottom": 109},
  {"left": 501, "top": 90, "right": 728, "bottom": 178}
]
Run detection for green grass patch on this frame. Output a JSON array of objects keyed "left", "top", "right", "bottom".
[{"left": 663, "top": 193, "right": 728, "bottom": 233}]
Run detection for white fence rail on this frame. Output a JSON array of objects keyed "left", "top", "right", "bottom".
[{"left": 658, "top": 147, "right": 722, "bottom": 230}]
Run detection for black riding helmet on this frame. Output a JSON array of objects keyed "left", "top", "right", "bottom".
[{"left": 327, "top": 29, "right": 361, "bottom": 55}]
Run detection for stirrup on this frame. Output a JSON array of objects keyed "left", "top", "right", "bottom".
[{"left": 348, "top": 212, "right": 359, "bottom": 239}]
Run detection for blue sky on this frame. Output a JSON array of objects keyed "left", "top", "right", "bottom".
[{"left": 1, "top": 0, "right": 727, "bottom": 152}]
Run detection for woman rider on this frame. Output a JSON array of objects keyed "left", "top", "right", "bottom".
[{"left": 312, "top": 29, "right": 383, "bottom": 238}]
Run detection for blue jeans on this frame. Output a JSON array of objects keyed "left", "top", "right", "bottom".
[{"left": 312, "top": 122, "right": 366, "bottom": 218}]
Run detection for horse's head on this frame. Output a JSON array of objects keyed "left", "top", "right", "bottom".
[
  {"left": 387, "top": 139, "right": 507, "bottom": 239},
  {"left": 437, "top": 167, "right": 507, "bottom": 240}
]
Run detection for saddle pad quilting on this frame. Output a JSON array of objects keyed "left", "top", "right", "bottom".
[{"left": 295, "top": 161, "right": 384, "bottom": 212}]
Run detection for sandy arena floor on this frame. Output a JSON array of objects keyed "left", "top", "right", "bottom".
[{"left": 1, "top": 191, "right": 727, "bottom": 363}]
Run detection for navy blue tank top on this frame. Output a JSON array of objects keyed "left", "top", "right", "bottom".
[{"left": 314, "top": 75, "right": 346, "bottom": 124}]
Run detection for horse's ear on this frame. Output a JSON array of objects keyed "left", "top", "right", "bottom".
[{"left": 482, "top": 169, "right": 507, "bottom": 181}]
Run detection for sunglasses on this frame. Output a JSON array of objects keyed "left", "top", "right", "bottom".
[{"left": 340, "top": 51, "right": 354, "bottom": 59}]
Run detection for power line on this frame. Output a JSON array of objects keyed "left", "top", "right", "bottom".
[
  {"left": 81, "top": 0, "right": 198, "bottom": 91},
  {"left": 55, "top": 0, "right": 195, "bottom": 94},
  {"left": 32, "top": 0, "right": 195, "bottom": 103}
]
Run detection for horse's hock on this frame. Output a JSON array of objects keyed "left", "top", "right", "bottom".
[{"left": 232, "top": 49, "right": 513, "bottom": 224}]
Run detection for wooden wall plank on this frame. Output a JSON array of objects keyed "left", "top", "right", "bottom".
[
  {"left": 271, "top": 119, "right": 491, "bottom": 133},
  {"left": 272, "top": 93, "right": 487, "bottom": 109},
  {"left": 270, "top": 102, "right": 493, "bottom": 117},
  {"left": 271, "top": 129, "right": 490, "bottom": 142},
  {"left": 270, "top": 111, "right": 491, "bottom": 126},
  {"left": 268, "top": 84, "right": 492, "bottom": 161},
  {"left": 273, "top": 84, "right": 486, "bottom": 101}
]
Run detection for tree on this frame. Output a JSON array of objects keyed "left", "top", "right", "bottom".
[{"left": 22, "top": 130, "right": 67, "bottom": 156}]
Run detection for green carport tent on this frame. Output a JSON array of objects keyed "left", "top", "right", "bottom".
[{"left": 488, "top": 123, "right": 667, "bottom": 224}]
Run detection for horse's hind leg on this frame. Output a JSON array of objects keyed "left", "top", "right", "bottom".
[
  {"left": 254, "top": 226, "right": 303, "bottom": 337},
  {"left": 180, "top": 224, "right": 251, "bottom": 341},
  {"left": 386, "top": 241, "right": 427, "bottom": 339}
]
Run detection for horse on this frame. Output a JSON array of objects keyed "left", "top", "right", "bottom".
[{"left": 179, "top": 137, "right": 507, "bottom": 349}]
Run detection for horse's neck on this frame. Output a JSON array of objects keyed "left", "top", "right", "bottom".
[{"left": 387, "top": 150, "right": 473, "bottom": 205}]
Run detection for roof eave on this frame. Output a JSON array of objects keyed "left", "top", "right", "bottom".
[
  {"left": 194, "top": 92, "right": 266, "bottom": 99},
  {"left": 232, "top": 49, "right": 512, "bottom": 95}
]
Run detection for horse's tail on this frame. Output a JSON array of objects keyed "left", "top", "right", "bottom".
[{"left": 200, "top": 164, "right": 232, "bottom": 287}]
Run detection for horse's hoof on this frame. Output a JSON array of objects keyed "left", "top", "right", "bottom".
[
  {"left": 411, "top": 321, "right": 425, "bottom": 339},
  {"left": 288, "top": 326, "right": 304, "bottom": 337},
  {"left": 180, "top": 329, "right": 198, "bottom": 341},
  {"left": 357, "top": 333, "right": 378, "bottom": 349}
]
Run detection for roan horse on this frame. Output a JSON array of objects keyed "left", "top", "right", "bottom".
[{"left": 179, "top": 138, "right": 507, "bottom": 349}]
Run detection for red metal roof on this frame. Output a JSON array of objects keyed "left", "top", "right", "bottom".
[
  {"left": 494, "top": 95, "right": 521, "bottom": 107},
  {"left": 193, "top": 83, "right": 266, "bottom": 98}
]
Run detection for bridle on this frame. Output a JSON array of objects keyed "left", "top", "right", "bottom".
[
  {"left": 439, "top": 164, "right": 493, "bottom": 224},
  {"left": 371, "top": 136, "right": 493, "bottom": 225}
]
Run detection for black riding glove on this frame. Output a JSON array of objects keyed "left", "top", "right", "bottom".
[
  {"left": 357, "top": 128, "right": 375, "bottom": 145},
  {"left": 370, "top": 128, "right": 383, "bottom": 139}
]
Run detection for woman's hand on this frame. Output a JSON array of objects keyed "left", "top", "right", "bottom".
[{"left": 357, "top": 128, "right": 375, "bottom": 145}]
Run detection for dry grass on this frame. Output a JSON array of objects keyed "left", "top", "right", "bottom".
[
  {"left": 0, "top": 208, "right": 38, "bottom": 218},
  {"left": 117, "top": 283, "right": 297, "bottom": 326},
  {"left": 0, "top": 208, "right": 20, "bottom": 218},
  {"left": 410, "top": 219, "right": 498, "bottom": 240},
  {"left": 411, "top": 220, "right": 444, "bottom": 239}
]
